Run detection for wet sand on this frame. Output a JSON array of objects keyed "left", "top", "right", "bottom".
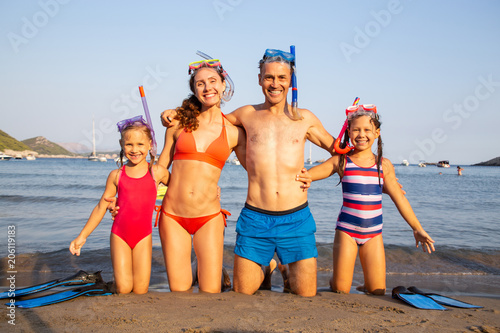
[
  {"left": 2, "top": 252, "right": 500, "bottom": 332},
  {"left": 2, "top": 288, "right": 499, "bottom": 332}
]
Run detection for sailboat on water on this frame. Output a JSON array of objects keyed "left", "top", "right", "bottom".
[
  {"left": 88, "top": 117, "right": 107, "bottom": 162},
  {"left": 306, "top": 141, "right": 312, "bottom": 165}
]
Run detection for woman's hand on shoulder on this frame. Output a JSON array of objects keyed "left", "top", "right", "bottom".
[{"left": 161, "top": 109, "right": 178, "bottom": 128}]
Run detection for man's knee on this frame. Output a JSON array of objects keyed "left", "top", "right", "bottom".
[
  {"left": 288, "top": 258, "right": 317, "bottom": 297},
  {"left": 233, "top": 255, "right": 262, "bottom": 295}
]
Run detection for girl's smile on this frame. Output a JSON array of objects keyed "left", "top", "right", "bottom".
[
  {"left": 121, "top": 130, "right": 151, "bottom": 165},
  {"left": 348, "top": 115, "right": 380, "bottom": 152}
]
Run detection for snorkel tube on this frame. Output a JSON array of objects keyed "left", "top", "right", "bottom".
[
  {"left": 333, "top": 97, "right": 360, "bottom": 154},
  {"left": 138, "top": 86, "right": 157, "bottom": 157},
  {"left": 196, "top": 50, "right": 234, "bottom": 102},
  {"left": 289, "top": 45, "right": 302, "bottom": 120}
]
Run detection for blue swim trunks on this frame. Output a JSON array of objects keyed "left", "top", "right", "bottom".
[{"left": 234, "top": 202, "right": 318, "bottom": 266}]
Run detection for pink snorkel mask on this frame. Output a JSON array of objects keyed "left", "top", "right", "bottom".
[{"left": 333, "top": 98, "right": 378, "bottom": 154}]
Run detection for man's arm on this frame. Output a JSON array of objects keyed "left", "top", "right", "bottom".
[{"left": 305, "top": 110, "right": 336, "bottom": 155}]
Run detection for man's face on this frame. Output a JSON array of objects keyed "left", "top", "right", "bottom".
[{"left": 258, "top": 62, "right": 292, "bottom": 105}]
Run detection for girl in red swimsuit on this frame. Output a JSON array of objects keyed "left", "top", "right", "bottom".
[
  {"left": 157, "top": 58, "right": 246, "bottom": 293},
  {"left": 70, "top": 118, "right": 170, "bottom": 294}
]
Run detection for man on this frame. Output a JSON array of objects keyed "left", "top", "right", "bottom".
[{"left": 224, "top": 50, "right": 335, "bottom": 297}]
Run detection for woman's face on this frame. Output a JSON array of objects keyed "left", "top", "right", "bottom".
[{"left": 192, "top": 67, "right": 226, "bottom": 109}]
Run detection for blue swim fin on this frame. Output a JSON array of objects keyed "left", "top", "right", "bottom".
[
  {"left": 408, "top": 286, "right": 483, "bottom": 309},
  {"left": 392, "top": 286, "right": 447, "bottom": 310},
  {"left": 11, "top": 282, "right": 114, "bottom": 309},
  {"left": 0, "top": 270, "right": 103, "bottom": 299}
]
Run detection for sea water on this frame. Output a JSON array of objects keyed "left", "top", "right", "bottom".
[{"left": 1, "top": 158, "right": 499, "bottom": 296}]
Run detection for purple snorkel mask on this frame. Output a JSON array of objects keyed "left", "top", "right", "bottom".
[{"left": 116, "top": 115, "right": 156, "bottom": 155}]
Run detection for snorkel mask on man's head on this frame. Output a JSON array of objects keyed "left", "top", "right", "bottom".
[
  {"left": 188, "top": 51, "right": 234, "bottom": 102},
  {"left": 259, "top": 49, "right": 295, "bottom": 73}
]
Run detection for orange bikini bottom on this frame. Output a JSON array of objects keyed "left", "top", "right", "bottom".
[{"left": 158, "top": 207, "right": 230, "bottom": 235}]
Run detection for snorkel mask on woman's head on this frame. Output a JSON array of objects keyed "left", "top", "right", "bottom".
[
  {"left": 188, "top": 51, "right": 234, "bottom": 102},
  {"left": 188, "top": 59, "right": 223, "bottom": 75}
]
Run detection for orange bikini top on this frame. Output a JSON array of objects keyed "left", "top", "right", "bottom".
[{"left": 173, "top": 113, "right": 231, "bottom": 170}]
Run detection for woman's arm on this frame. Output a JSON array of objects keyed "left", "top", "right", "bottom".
[
  {"left": 153, "top": 165, "right": 170, "bottom": 186},
  {"left": 232, "top": 126, "right": 247, "bottom": 170},
  {"left": 158, "top": 126, "right": 177, "bottom": 169}
]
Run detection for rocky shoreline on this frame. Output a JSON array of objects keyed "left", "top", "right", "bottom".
[
  {"left": 473, "top": 156, "right": 500, "bottom": 166},
  {"left": 0, "top": 149, "right": 118, "bottom": 160}
]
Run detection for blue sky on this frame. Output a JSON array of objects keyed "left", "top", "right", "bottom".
[{"left": 1, "top": 0, "right": 499, "bottom": 165}]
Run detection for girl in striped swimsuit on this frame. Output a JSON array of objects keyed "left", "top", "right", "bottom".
[{"left": 307, "top": 105, "right": 435, "bottom": 295}]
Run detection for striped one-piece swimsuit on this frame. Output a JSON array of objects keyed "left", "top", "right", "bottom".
[{"left": 336, "top": 156, "right": 384, "bottom": 245}]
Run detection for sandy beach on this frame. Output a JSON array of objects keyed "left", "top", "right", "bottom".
[
  {"left": 2, "top": 249, "right": 500, "bottom": 332},
  {"left": 2, "top": 287, "right": 499, "bottom": 332}
]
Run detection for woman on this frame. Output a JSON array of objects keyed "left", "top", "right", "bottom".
[{"left": 158, "top": 58, "right": 246, "bottom": 293}]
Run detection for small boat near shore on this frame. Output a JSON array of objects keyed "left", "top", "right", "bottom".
[
  {"left": 437, "top": 160, "right": 450, "bottom": 168},
  {"left": 0, "top": 153, "right": 13, "bottom": 160},
  {"left": 401, "top": 160, "right": 409, "bottom": 166}
]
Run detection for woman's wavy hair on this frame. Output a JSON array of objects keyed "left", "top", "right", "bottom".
[
  {"left": 338, "top": 113, "right": 383, "bottom": 186},
  {"left": 174, "top": 66, "right": 226, "bottom": 132}
]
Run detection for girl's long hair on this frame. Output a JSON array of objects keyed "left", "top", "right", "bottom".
[{"left": 338, "top": 114, "right": 383, "bottom": 186}]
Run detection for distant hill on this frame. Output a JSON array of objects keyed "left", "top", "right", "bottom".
[
  {"left": 473, "top": 156, "right": 500, "bottom": 166},
  {"left": 0, "top": 129, "right": 31, "bottom": 151},
  {"left": 22, "top": 136, "right": 75, "bottom": 156},
  {"left": 57, "top": 142, "right": 91, "bottom": 154},
  {"left": 0, "top": 128, "right": 76, "bottom": 156}
]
